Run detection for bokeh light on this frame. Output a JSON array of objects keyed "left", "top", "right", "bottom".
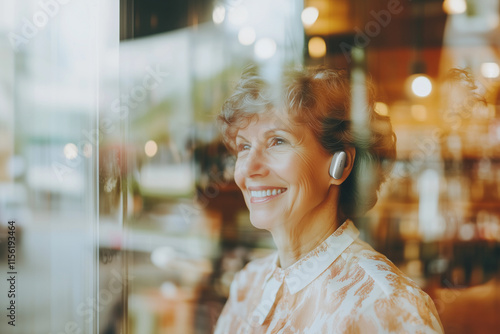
[
  {"left": 375, "top": 102, "right": 389, "bottom": 116},
  {"left": 411, "top": 75, "right": 433, "bottom": 97},
  {"left": 212, "top": 5, "right": 225, "bottom": 24},
  {"left": 145, "top": 140, "right": 158, "bottom": 157},
  {"left": 254, "top": 38, "right": 276, "bottom": 59},
  {"left": 151, "top": 247, "right": 176, "bottom": 268},
  {"left": 238, "top": 27, "right": 256, "bottom": 45},
  {"left": 442, "top": 0, "right": 467, "bottom": 15},
  {"left": 83, "top": 143, "right": 93, "bottom": 158},
  {"left": 481, "top": 62, "right": 500, "bottom": 78},
  {"left": 301, "top": 7, "right": 319, "bottom": 27},
  {"left": 308, "top": 37, "right": 326, "bottom": 58},
  {"left": 64, "top": 143, "right": 78, "bottom": 160}
]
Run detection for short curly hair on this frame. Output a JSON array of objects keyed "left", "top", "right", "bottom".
[{"left": 217, "top": 66, "right": 396, "bottom": 219}]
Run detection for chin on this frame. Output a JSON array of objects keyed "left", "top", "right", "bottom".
[{"left": 248, "top": 213, "right": 276, "bottom": 231}]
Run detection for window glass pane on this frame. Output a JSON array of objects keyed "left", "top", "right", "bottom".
[{"left": 0, "top": 1, "right": 118, "bottom": 333}]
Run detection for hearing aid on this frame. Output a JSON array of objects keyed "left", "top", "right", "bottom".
[{"left": 329, "top": 151, "right": 346, "bottom": 179}]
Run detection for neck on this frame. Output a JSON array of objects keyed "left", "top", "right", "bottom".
[{"left": 270, "top": 187, "right": 342, "bottom": 269}]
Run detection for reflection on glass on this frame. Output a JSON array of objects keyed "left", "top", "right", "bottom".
[
  {"left": 2, "top": 0, "right": 499, "bottom": 333},
  {"left": 0, "top": 0, "right": 118, "bottom": 333}
]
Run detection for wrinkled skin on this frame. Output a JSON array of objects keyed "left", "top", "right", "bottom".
[{"left": 234, "top": 112, "right": 354, "bottom": 268}]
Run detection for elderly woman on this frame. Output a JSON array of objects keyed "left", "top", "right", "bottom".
[{"left": 214, "top": 67, "right": 443, "bottom": 333}]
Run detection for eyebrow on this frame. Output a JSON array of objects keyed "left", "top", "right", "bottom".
[
  {"left": 269, "top": 129, "right": 295, "bottom": 137},
  {"left": 236, "top": 128, "right": 295, "bottom": 141},
  {"left": 236, "top": 134, "right": 248, "bottom": 142}
]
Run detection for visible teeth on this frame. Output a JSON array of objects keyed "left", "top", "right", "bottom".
[{"left": 251, "top": 189, "right": 285, "bottom": 198}]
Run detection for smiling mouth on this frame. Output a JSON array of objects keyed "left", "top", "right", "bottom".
[{"left": 249, "top": 188, "right": 287, "bottom": 203}]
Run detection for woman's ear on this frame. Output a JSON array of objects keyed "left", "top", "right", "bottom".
[{"left": 330, "top": 147, "right": 356, "bottom": 185}]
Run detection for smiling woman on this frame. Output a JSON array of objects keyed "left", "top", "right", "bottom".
[
  {"left": 233, "top": 112, "right": 335, "bottom": 236},
  {"left": 214, "top": 66, "right": 444, "bottom": 333}
]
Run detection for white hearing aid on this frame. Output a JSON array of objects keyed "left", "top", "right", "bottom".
[{"left": 329, "top": 151, "right": 346, "bottom": 179}]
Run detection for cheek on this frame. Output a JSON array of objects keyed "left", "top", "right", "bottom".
[
  {"left": 295, "top": 154, "right": 323, "bottom": 178},
  {"left": 233, "top": 161, "right": 245, "bottom": 189},
  {"left": 293, "top": 155, "right": 330, "bottom": 190}
]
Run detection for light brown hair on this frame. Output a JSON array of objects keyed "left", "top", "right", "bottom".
[{"left": 218, "top": 66, "right": 396, "bottom": 218}]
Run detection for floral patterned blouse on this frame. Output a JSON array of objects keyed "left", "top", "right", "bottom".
[{"left": 214, "top": 220, "right": 443, "bottom": 334}]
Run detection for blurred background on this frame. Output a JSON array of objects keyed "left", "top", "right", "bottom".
[{"left": 0, "top": 0, "right": 499, "bottom": 333}]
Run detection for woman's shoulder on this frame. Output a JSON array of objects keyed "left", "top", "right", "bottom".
[
  {"left": 343, "top": 238, "right": 423, "bottom": 297},
  {"left": 329, "top": 239, "right": 444, "bottom": 333}
]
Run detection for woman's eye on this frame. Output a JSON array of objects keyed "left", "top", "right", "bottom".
[
  {"left": 237, "top": 143, "right": 250, "bottom": 152},
  {"left": 270, "top": 137, "right": 287, "bottom": 147}
]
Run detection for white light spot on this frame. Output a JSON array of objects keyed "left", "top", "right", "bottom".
[
  {"left": 443, "top": 0, "right": 467, "bottom": 15},
  {"left": 301, "top": 7, "right": 319, "bottom": 27},
  {"left": 212, "top": 5, "right": 225, "bottom": 24},
  {"left": 151, "top": 247, "right": 176, "bottom": 268},
  {"left": 228, "top": 6, "right": 247, "bottom": 26},
  {"left": 254, "top": 38, "right": 276, "bottom": 59},
  {"left": 145, "top": 140, "right": 158, "bottom": 157},
  {"left": 64, "top": 143, "right": 78, "bottom": 160},
  {"left": 238, "top": 26, "right": 256, "bottom": 45},
  {"left": 411, "top": 75, "right": 433, "bottom": 97},
  {"left": 481, "top": 62, "right": 500, "bottom": 78}
]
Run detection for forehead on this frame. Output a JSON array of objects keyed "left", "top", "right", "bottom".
[{"left": 236, "top": 111, "right": 297, "bottom": 136}]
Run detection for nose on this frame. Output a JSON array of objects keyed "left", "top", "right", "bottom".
[{"left": 239, "top": 147, "right": 269, "bottom": 178}]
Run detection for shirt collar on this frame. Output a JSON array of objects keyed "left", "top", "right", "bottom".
[{"left": 267, "top": 220, "right": 360, "bottom": 295}]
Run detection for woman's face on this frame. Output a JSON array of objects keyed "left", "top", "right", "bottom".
[{"left": 234, "top": 112, "right": 334, "bottom": 231}]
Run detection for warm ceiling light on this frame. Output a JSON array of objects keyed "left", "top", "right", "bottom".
[
  {"left": 238, "top": 27, "right": 256, "bottom": 45},
  {"left": 481, "top": 62, "right": 500, "bottom": 78},
  {"left": 212, "top": 5, "right": 225, "bottom": 24},
  {"left": 375, "top": 102, "right": 389, "bottom": 116},
  {"left": 254, "top": 38, "right": 276, "bottom": 59},
  {"left": 410, "top": 75, "right": 433, "bottom": 98},
  {"left": 301, "top": 7, "right": 319, "bottom": 27},
  {"left": 443, "top": 0, "right": 467, "bottom": 15},
  {"left": 145, "top": 140, "right": 158, "bottom": 157},
  {"left": 308, "top": 37, "right": 326, "bottom": 58}
]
